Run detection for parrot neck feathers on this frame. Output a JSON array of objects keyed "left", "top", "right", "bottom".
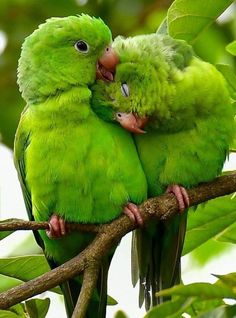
[{"left": 28, "top": 85, "right": 92, "bottom": 121}]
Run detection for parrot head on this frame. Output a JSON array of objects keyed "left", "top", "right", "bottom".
[
  {"left": 91, "top": 35, "right": 163, "bottom": 133},
  {"left": 92, "top": 33, "right": 194, "bottom": 133},
  {"left": 17, "top": 14, "right": 118, "bottom": 103}
]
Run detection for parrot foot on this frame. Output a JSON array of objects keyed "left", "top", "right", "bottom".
[
  {"left": 123, "top": 202, "right": 143, "bottom": 226},
  {"left": 166, "top": 184, "right": 190, "bottom": 212},
  {"left": 46, "top": 214, "right": 67, "bottom": 239}
]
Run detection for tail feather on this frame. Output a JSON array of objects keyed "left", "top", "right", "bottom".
[
  {"left": 60, "top": 281, "right": 78, "bottom": 317},
  {"left": 97, "top": 256, "right": 113, "bottom": 318},
  {"left": 131, "top": 212, "right": 188, "bottom": 310}
]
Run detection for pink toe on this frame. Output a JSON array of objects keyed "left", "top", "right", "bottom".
[
  {"left": 46, "top": 214, "right": 67, "bottom": 239},
  {"left": 123, "top": 206, "right": 136, "bottom": 222},
  {"left": 166, "top": 184, "right": 190, "bottom": 212},
  {"left": 123, "top": 203, "right": 143, "bottom": 225}
]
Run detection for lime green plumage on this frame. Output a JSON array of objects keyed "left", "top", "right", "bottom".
[
  {"left": 91, "top": 33, "right": 235, "bottom": 309},
  {"left": 14, "top": 15, "right": 147, "bottom": 317}
]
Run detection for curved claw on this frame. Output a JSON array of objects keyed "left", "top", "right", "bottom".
[
  {"left": 46, "top": 214, "right": 67, "bottom": 239},
  {"left": 123, "top": 202, "right": 143, "bottom": 226},
  {"left": 166, "top": 184, "right": 190, "bottom": 212}
]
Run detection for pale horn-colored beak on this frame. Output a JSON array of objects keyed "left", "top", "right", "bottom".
[
  {"left": 96, "top": 46, "right": 119, "bottom": 82},
  {"left": 115, "top": 112, "right": 149, "bottom": 134}
]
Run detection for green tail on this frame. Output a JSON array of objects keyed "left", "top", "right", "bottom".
[{"left": 132, "top": 211, "right": 188, "bottom": 310}]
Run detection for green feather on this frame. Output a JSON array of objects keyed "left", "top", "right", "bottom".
[
  {"left": 91, "top": 32, "right": 235, "bottom": 309},
  {"left": 15, "top": 15, "right": 147, "bottom": 317}
]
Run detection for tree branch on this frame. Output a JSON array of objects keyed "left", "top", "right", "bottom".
[
  {"left": 0, "top": 172, "right": 235, "bottom": 310},
  {"left": 0, "top": 219, "right": 99, "bottom": 233},
  {"left": 72, "top": 262, "right": 100, "bottom": 318}
]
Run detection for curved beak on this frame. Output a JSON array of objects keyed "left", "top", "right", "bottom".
[
  {"left": 115, "top": 112, "right": 148, "bottom": 134},
  {"left": 96, "top": 46, "right": 119, "bottom": 82}
]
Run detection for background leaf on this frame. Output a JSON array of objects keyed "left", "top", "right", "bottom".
[
  {"left": 144, "top": 297, "right": 194, "bottom": 318},
  {"left": 216, "top": 64, "right": 236, "bottom": 100},
  {"left": 183, "top": 195, "right": 236, "bottom": 255},
  {"left": 0, "top": 274, "right": 23, "bottom": 293},
  {"left": 214, "top": 272, "right": 236, "bottom": 287},
  {"left": 25, "top": 298, "right": 50, "bottom": 318},
  {"left": 216, "top": 221, "right": 236, "bottom": 244},
  {"left": 0, "top": 310, "right": 23, "bottom": 318},
  {"left": 197, "top": 304, "right": 236, "bottom": 318},
  {"left": 157, "top": 282, "right": 236, "bottom": 299},
  {"left": 0, "top": 255, "right": 61, "bottom": 294},
  {"left": 226, "top": 40, "right": 236, "bottom": 56},
  {"left": 167, "top": 0, "right": 234, "bottom": 43},
  {"left": 107, "top": 295, "right": 118, "bottom": 306},
  {"left": 0, "top": 304, "right": 26, "bottom": 318},
  {"left": 114, "top": 310, "right": 129, "bottom": 318},
  {"left": 0, "top": 219, "right": 18, "bottom": 241}
]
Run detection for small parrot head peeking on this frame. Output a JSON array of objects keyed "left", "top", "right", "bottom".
[
  {"left": 91, "top": 64, "right": 154, "bottom": 134},
  {"left": 91, "top": 49, "right": 160, "bottom": 133},
  {"left": 17, "top": 14, "right": 118, "bottom": 103},
  {"left": 91, "top": 33, "right": 196, "bottom": 133}
]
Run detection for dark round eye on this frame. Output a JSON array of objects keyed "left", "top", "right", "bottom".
[
  {"left": 74, "top": 40, "right": 89, "bottom": 53},
  {"left": 117, "top": 113, "right": 122, "bottom": 118}
]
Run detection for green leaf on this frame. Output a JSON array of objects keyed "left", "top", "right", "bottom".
[
  {"left": 197, "top": 304, "right": 236, "bottom": 318},
  {"left": 216, "top": 221, "right": 236, "bottom": 244},
  {"left": 145, "top": 297, "right": 224, "bottom": 318},
  {"left": 188, "top": 238, "right": 233, "bottom": 266},
  {"left": 215, "top": 64, "right": 236, "bottom": 100},
  {"left": 0, "top": 219, "right": 17, "bottom": 241},
  {"left": 214, "top": 272, "right": 236, "bottom": 288},
  {"left": 114, "top": 310, "right": 129, "bottom": 318},
  {"left": 8, "top": 305, "right": 25, "bottom": 317},
  {"left": 156, "top": 282, "right": 236, "bottom": 300},
  {"left": 25, "top": 298, "right": 50, "bottom": 318},
  {"left": 226, "top": 41, "right": 236, "bottom": 56},
  {"left": 107, "top": 295, "right": 118, "bottom": 306},
  {"left": 216, "top": 63, "right": 236, "bottom": 90},
  {"left": 144, "top": 297, "right": 195, "bottom": 318},
  {"left": 183, "top": 195, "right": 236, "bottom": 255},
  {"left": 0, "top": 274, "right": 23, "bottom": 293},
  {"left": 187, "top": 299, "right": 225, "bottom": 316},
  {"left": 167, "top": 0, "right": 234, "bottom": 43},
  {"left": 0, "top": 231, "right": 13, "bottom": 241},
  {"left": 0, "top": 310, "right": 20, "bottom": 317},
  {"left": 0, "top": 255, "right": 61, "bottom": 294},
  {"left": 0, "top": 255, "right": 50, "bottom": 281},
  {"left": 0, "top": 304, "right": 26, "bottom": 317}
]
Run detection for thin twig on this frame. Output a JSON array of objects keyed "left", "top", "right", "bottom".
[
  {"left": 0, "top": 219, "right": 99, "bottom": 233},
  {"left": 0, "top": 172, "right": 235, "bottom": 309},
  {"left": 72, "top": 262, "right": 100, "bottom": 318}
]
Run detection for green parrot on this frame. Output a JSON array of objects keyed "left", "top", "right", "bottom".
[
  {"left": 14, "top": 15, "right": 147, "bottom": 317},
  {"left": 91, "top": 33, "right": 235, "bottom": 309}
]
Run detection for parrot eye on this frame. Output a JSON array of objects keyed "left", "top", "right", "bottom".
[
  {"left": 74, "top": 40, "right": 89, "bottom": 53},
  {"left": 121, "top": 83, "right": 130, "bottom": 97}
]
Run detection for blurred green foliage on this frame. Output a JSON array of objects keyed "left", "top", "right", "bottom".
[{"left": 0, "top": 0, "right": 235, "bottom": 148}]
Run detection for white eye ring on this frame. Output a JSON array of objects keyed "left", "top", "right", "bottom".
[
  {"left": 74, "top": 40, "right": 89, "bottom": 53},
  {"left": 121, "top": 83, "right": 130, "bottom": 97}
]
